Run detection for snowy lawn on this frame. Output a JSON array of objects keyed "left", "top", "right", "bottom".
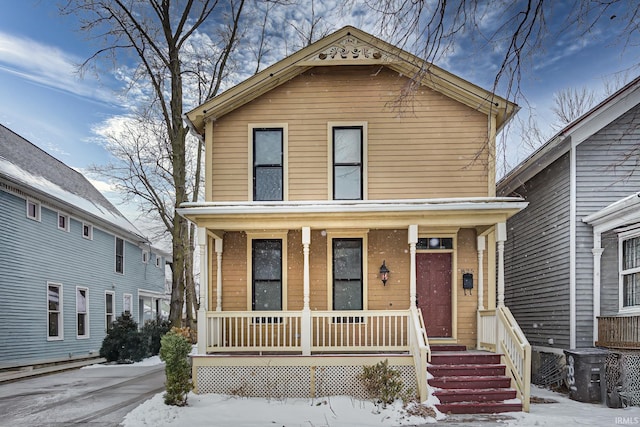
[{"left": 99, "top": 354, "right": 640, "bottom": 427}]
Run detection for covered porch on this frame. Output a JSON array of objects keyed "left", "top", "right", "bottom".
[{"left": 178, "top": 198, "right": 530, "bottom": 408}]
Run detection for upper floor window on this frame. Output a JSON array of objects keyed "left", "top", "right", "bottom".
[
  {"left": 622, "top": 236, "right": 640, "bottom": 309},
  {"left": 58, "top": 213, "right": 69, "bottom": 232},
  {"left": 47, "top": 283, "right": 63, "bottom": 340},
  {"left": 252, "top": 239, "right": 282, "bottom": 311},
  {"left": 253, "top": 128, "right": 283, "bottom": 201},
  {"left": 155, "top": 255, "right": 162, "bottom": 268},
  {"left": 142, "top": 250, "right": 149, "bottom": 264},
  {"left": 26, "top": 199, "right": 41, "bottom": 221},
  {"left": 333, "top": 126, "right": 363, "bottom": 200},
  {"left": 82, "top": 223, "right": 93, "bottom": 240},
  {"left": 115, "top": 237, "right": 124, "bottom": 274}
]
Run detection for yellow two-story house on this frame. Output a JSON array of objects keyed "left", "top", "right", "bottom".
[{"left": 179, "top": 26, "right": 530, "bottom": 413}]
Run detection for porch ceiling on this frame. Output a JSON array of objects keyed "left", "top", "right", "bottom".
[{"left": 177, "top": 197, "right": 527, "bottom": 231}]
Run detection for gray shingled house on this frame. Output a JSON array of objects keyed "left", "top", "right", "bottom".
[{"left": 497, "top": 76, "right": 640, "bottom": 401}]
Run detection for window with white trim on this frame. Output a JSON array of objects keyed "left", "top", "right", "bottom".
[
  {"left": 155, "top": 255, "right": 161, "bottom": 267},
  {"left": 622, "top": 236, "right": 640, "bottom": 309},
  {"left": 105, "top": 291, "right": 115, "bottom": 331},
  {"left": 253, "top": 128, "right": 283, "bottom": 201},
  {"left": 76, "top": 287, "right": 89, "bottom": 338},
  {"left": 27, "top": 199, "right": 41, "bottom": 221},
  {"left": 82, "top": 223, "right": 93, "bottom": 240},
  {"left": 58, "top": 213, "right": 69, "bottom": 231},
  {"left": 47, "top": 283, "right": 63, "bottom": 340},
  {"left": 115, "top": 237, "right": 124, "bottom": 274},
  {"left": 332, "top": 238, "right": 363, "bottom": 310},
  {"left": 123, "top": 293, "right": 133, "bottom": 315},
  {"left": 252, "top": 239, "right": 283, "bottom": 311},
  {"left": 332, "top": 126, "right": 363, "bottom": 200},
  {"left": 142, "top": 250, "right": 149, "bottom": 264}
]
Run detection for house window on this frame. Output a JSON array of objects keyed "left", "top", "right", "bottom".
[
  {"left": 47, "top": 283, "right": 63, "bottom": 340},
  {"left": 142, "top": 250, "right": 149, "bottom": 264},
  {"left": 76, "top": 287, "right": 89, "bottom": 338},
  {"left": 58, "top": 213, "right": 69, "bottom": 231},
  {"left": 252, "top": 239, "right": 282, "bottom": 311},
  {"left": 333, "top": 126, "right": 363, "bottom": 200},
  {"left": 155, "top": 255, "right": 161, "bottom": 267},
  {"left": 622, "top": 236, "right": 640, "bottom": 308},
  {"left": 332, "top": 238, "right": 363, "bottom": 310},
  {"left": 417, "top": 237, "right": 454, "bottom": 250},
  {"left": 253, "top": 128, "right": 283, "bottom": 201},
  {"left": 105, "top": 291, "right": 115, "bottom": 331},
  {"left": 123, "top": 293, "right": 133, "bottom": 315},
  {"left": 26, "top": 199, "right": 41, "bottom": 221},
  {"left": 82, "top": 223, "right": 93, "bottom": 239},
  {"left": 115, "top": 237, "right": 124, "bottom": 274}
]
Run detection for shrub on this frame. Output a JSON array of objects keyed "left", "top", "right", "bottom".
[
  {"left": 359, "top": 359, "right": 404, "bottom": 407},
  {"left": 140, "top": 318, "right": 172, "bottom": 356},
  {"left": 99, "top": 313, "right": 146, "bottom": 363},
  {"left": 160, "top": 328, "right": 193, "bottom": 406}
]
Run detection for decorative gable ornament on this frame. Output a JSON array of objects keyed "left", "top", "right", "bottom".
[{"left": 316, "top": 35, "right": 385, "bottom": 62}]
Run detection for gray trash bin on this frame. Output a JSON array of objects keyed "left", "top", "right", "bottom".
[{"left": 564, "top": 348, "right": 609, "bottom": 403}]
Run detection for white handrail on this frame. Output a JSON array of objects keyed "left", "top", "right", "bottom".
[
  {"left": 497, "top": 305, "right": 531, "bottom": 412},
  {"left": 409, "top": 307, "right": 430, "bottom": 402}
]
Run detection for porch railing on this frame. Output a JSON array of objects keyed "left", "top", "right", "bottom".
[
  {"left": 596, "top": 315, "right": 640, "bottom": 349},
  {"left": 408, "top": 307, "right": 430, "bottom": 401},
  {"left": 477, "top": 306, "right": 531, "bottom": 412},
  {"left": 205, "top": 310, "right": 411, "bottom": 354}
]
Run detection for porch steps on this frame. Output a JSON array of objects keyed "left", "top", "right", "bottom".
[{"left": 428, "top": 345, "right": 522, "bottom": 414}]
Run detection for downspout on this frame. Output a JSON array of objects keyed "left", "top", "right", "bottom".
[{"left": 570, "top": 138, "right": 577, "bottom": 349}]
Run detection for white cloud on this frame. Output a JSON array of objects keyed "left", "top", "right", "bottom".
[{"left": 0, "top": 31, "right": 120, "bottom": 106}]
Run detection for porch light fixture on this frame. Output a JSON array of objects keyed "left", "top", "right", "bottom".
[{"left": 379, "top": 260, "right": 389, "bottom": 285}]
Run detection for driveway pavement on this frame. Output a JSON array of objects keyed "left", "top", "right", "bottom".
[{"left": 0, "top": 363, "right": 165, "bottom": 426}]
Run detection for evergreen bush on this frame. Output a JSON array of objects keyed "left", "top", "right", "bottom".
[
  {"left": 359, "top": 359, "right": 404, "bottom": 407},
  {"left": 160, "top": 328, "right": 193, "bottom": 406},
  {"left": 99, "top": 313, "right": 146, "bottom": 363},
  {"left": 140, "top": 318, "right": 172, "bottom": 356}
]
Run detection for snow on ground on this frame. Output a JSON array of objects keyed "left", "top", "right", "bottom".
[{"left": 91, "top": 355, "right": 640, "bottom": 427}]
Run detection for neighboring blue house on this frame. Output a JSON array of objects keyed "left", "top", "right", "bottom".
[{"left": 0, "top": 124, "right": 169, "bottom": 369}]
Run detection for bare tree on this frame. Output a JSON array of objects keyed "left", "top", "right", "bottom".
[
  {"left": 550, "top": 86, "right": 598, "bottom": 130},
  {"left": 62, "top": 0, "right": 251, "bottom": 330}
]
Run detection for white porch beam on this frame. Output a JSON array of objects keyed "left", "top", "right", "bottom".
[
  {"left": 591, "top": 231, "right": 603, "bottom": 345},
  {"left": 215, "top": 238, "right": 223, "bottom": 311},
  {"left": 197, "top": 228, "right": 209, "bottom": 354},
  {"left": 477, "top": 235, "right": 486, "bottom": 310},
  {"left": 496, "top": 222, "right": 506, "bottom": 307},
  {"left": 301, "top": 227, "right": 311, "bottom": 356},
  {"left": 408, "top": 225, "right": 418, "bottom": 307}
]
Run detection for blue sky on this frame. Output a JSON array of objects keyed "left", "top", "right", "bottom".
[{"left": 1, "top": 1, "right": 639, "bottom": 191}]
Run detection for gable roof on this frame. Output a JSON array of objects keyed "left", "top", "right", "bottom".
[
  {"left": 0, "top": 124, "right": 148, "bottom": 242},
  {"left": 498, "top": 75, "right": 640, "bottom": 195},
  {"left": 185, "top": 26, "right": 517, "bottom": 133}
]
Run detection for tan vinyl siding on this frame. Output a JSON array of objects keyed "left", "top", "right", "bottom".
[
  {"left": 455, "top": 228, "right": 479, "bottom": 348},
  {"left": 367, "top": 229, "right": 411, "bottom": 310},
  {"left": 220, "top": 231, "right": 248, "bottom": 310},
  {"left": 209, "top": 66, "right": 489, "bottom": 202}
]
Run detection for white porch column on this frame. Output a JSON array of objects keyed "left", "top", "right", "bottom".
[
  {"left": 197, "top": 228, "right": 209, "bottom": 354},
  {"left": 496, "top": 222, "right": 507, "bottom": 307},
  {"left": 301, "top": 227, "right": 311, "bottom": 356},
  {"left": 591, "top": 231, "right": 603, "bottom": 345},
  {"left": 215, "top": 238, "right": 223, "bottom": 311},
  {"left": 408, "top": 225, "right": 418, "bottom": 307},
  {"left": 477, "top": 235, "right": 486, "bottom": 311}
]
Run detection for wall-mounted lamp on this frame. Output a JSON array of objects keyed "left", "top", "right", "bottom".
[{"left": 379, "top": 260, "right": 390, "bottom": 285}]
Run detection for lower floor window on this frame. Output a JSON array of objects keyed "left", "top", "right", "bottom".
[
  {"left": 623, "top": 272, "right": 640, "bottom": 308},
  {"left": 105, "top": 292, "right": 114, "bottom": 331},
  {"left": 77, "top": 288, "right": 88, "bottom": 337},
  {"left": 252, "top": 239, "right": 282, "bottom": 311},
  {"left": 622, "top": 236, "right": 640, "bottom": 308},
  {"left": 332, "top": 238, "right": 363, "bottom": 310},
  {"left": 48, "top": 283, "right": 62, "bottom": 339}
]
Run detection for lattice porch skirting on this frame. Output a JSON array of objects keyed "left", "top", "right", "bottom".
[{"left": 192, "top": 355, "right": 417, "bottom": 399}]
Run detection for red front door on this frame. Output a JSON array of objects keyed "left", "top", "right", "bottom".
[{"left": 416, "top": 252, "right": 452, "bottom": 337}]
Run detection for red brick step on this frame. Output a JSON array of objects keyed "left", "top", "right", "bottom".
[
  {"left": 434, "top": 388, "right": 517, "bottom": 403},
  {"left": 436, "top": 401, "right": 522, "bottom": 414}
]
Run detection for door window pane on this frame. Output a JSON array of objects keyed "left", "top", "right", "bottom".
[
  {"left": 252, "top": 239, "right": 282, "bottom": 311},
  {"left": 333, "top": 239, "right": 362, "bottom": 310}
]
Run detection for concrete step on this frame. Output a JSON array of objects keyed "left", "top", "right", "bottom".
[
  {"left": 433, "top": 387, "right": 517, "bottom": 403},
  {"left": 436, "top": 400, "right": 522, "bottom": 414},
  {"left": 429, "top": 375, "right": 512, "bottom": 389},
  {"left": 429, "top": 363, "right": 506, "bottom": 377}
]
